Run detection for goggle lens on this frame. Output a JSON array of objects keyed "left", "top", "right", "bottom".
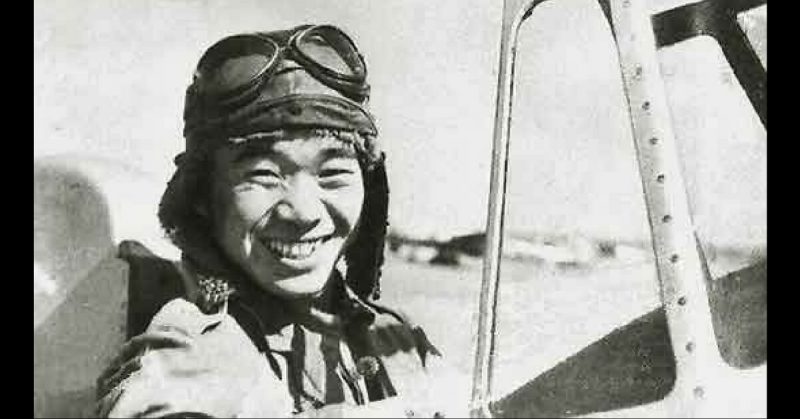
[
  {"left": 295, "top": 26, "right": 364, "bottom": 79},
  {"left": 195, "top": 35, "right": 277, "bottom": 97}
]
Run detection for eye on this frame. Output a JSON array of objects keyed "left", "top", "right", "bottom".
[
  {"left": 245, "top": 169, "right": 283, "bottom": 186},
  {"left": 319, "top": 168, "right": 355, "bottom": 178},
  {"left": 318, "top": 167, "right": 358, "bottom": 188}
]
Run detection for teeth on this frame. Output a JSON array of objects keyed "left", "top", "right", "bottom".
[{"left": 263, "top": 236, "right": 328, "bottom": 260}]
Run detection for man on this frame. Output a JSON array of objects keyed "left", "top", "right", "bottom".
[{"left": 95, "top": 25, "right": 459, "bottom": 417}]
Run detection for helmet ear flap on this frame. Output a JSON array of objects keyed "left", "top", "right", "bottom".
[{"left": 345, "top": 156, "right": 389, "bottom": 300}]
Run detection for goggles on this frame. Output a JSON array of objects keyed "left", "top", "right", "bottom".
[{"left": 190, "top": 24, "right": 370, "bottom": 108}]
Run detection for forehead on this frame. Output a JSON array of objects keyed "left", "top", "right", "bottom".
[{"left": 215, "top": 130, "right": 360, "bottom": 166}]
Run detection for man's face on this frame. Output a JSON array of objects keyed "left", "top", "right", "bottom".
[{"left": 208, "top": 131, "right": 365, "bottom": 298}]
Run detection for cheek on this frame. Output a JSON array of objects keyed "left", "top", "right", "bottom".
[
  {"left": 232, "top": 187, "right": 281, "bottom": 222},
  {"left": 213, "top": 186, "right": 281, "bottom": 237},
  {"left": 329, "top": 183, "right": 365, "bottom": 235}
]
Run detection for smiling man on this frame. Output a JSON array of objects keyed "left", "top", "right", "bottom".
[
  {"left": 209, "top": 131, "right": 366, "bottom": 298},
  {"left": 94, "top": 25, "right": 456, "bottom": 418}
]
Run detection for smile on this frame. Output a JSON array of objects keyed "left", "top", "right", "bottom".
[{"left": 261, "top": 235, "right": 332, "bottom": 260}]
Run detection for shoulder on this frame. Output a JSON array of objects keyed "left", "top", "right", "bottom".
[
  {"left": 97, "top": 298, "right": 287, "bottom": 417},
  {"left": 362, "top": 305, "right": 467, "bottom": 413},
  {"left": 102, "top": 298, "right": 253, "bottom": 377},
  {"left": 146, "top": 298, "right": 223, "bottom": 337},
  {"left": 356, "top": 302, "right": 446, "bottom": 397}
]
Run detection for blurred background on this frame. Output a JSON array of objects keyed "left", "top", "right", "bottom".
[
  {"left": 33, "top": 0, "right": 503, "bottom": 237},
  {"left": 35, "top": 0, "right": 765, "bottom": 416}
]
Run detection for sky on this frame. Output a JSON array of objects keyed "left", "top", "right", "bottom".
[
  {"left": 34, "top": 0, "right": 502, "bottom": 237},
  {"left": 34, "top": 0, "right": 766, "bottom": 247}
]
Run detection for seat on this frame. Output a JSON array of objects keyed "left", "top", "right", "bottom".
[{"left": 34, "top": 155, "right": 179, "bottom": 418}]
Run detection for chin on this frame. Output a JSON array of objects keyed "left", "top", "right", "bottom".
[
  {"left": 248, "top": 237, "right": 347, "bottom": 299},
  {"left": 260, "top": 270, "right": 333, "bottom": 299}
]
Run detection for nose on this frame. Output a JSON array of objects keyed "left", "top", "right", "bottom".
[{"left": 273, "top": 174, "right": 324, "bottom": 229}]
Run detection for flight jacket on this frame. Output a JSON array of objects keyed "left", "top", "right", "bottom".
[{"left": 94, "top": 241, "right": 455, "bottom": 418}]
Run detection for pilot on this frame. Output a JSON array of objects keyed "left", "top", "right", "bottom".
[{"left": 95, "top": 25, "right": 458, "bottom": 418}]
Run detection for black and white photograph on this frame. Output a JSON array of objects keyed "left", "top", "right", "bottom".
[{"left": 34, "top": 0, "right": 766, "bottom": 417}]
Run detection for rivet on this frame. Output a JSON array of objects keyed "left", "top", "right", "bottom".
[
  {"left": 656, "top": 174, "right": 665, "bottom": 183},
  {"left": 686, "top": 341, "right": 694, "bottom": 352},
  {"left": 642, "top": 101, "right": 651, "bottom": 111},
  {"left": 649, "top": 137, "right": 658, "bottom": 145},
  {"left": 677, "top": 296, "right": 687, "bottom": 305},
  {"left": 634, "top": 66, "right": 643, "bottom": 79},
  {"left": 693, "top": 386, "right": 704, "bottom": 398},
  {"left": 670, "top": 254, "right": 679, "bottom": 263},
  {"left": 662, "top": 214, "right": 672, "bottom": 223}
]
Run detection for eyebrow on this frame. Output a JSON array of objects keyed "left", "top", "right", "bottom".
[
  {"left": 233, "top": 143, "right": 276, "bottom": 164},
  {"left": 232, "top": 141, "right": 358, "bottom": 165},
  {"left": 319, "top": 145, "right": 358, "bottom": 161}
]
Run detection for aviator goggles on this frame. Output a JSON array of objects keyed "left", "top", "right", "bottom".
[{"left": 190, "top": 24, "right": 370, "bottom": 108}]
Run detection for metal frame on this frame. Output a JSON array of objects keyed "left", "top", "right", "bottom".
[
  {"left": 470, "top": 0, "right": 766, "bottom": 417},
  {"left": 606, "top": 0, "right": 726, "bottom": 415},
  {"left": 469, "top": 1, "right": 539, "bottom": 416},
  {"left": 653, "top": 0, "right": 766, "bottom": 127}
]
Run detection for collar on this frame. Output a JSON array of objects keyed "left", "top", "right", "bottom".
[{"left": 178, "top": 256, "right": 376, "bottom": 338}]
